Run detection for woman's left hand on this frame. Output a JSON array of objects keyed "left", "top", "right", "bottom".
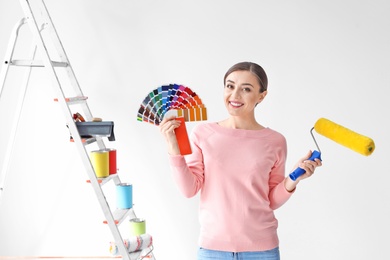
[
  {"left": 284, "top": 150, "right": 322, "bottom": 192},
  {"left": 294, "top": 150, "right": 322, "bottom": 180}
]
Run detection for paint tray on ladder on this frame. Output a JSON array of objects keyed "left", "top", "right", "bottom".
[{"left": 75, "top": 121, "right": 115, "bottom": 141}]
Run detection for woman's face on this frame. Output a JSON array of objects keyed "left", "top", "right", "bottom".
[{"left": 223, "top": 70, "right": 267, "bottom": 118}]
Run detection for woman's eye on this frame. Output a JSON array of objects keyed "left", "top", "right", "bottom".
[
  {"left": 243, "top": 87, "right": 251, "bottom": 92},
  {"left": 226, "top": 84, "right": 234, "bottom": 89}
]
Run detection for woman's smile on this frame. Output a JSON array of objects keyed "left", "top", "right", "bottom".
[{"left": 229, "top": 101, "right": 244, "bottom": 108}]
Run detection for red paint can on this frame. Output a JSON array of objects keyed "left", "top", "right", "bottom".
[{"left": 104, "top": 148, "right": 117, "bottom": 174}]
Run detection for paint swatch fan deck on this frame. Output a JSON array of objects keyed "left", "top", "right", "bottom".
[{"left": 137, "top": 84, "right": 207, "bottom": 155}]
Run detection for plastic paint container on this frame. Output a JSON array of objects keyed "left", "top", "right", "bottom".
[
  {"left": 129, "top": 218, "right": 146, "bottom": 236},
  {"left": 90, "top": 150, "right": 109, "bottom": 178},
  {"left": 116, "top": 183, "right": 132, "bottom": 209}
]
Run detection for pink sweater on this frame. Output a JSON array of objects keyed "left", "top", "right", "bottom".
[{"left": 168, "top": 122, "right": 294, "bottom": 252}]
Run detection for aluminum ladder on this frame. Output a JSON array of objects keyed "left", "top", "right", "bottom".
[{"left": 0, "top": 0, "right": 154, "bottom": 259}]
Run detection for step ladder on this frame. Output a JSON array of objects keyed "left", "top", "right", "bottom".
[{"left": 0, "top": 1, "right": 155, "bottom": 259}]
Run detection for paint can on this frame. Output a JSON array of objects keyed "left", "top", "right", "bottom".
[
  {"left": 104, "top": 148, "right": 117, "bottom": 174},
  {"left": 116, "top": 183, "right": 132, "bottom": 209},
  {"left": 129, "top": 218, "right": 146, "bottom": 236},
  {"left": 90, "top": 150, "right": 109, "bottom": 178}
]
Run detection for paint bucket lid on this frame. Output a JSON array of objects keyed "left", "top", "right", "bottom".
[
  {"left": 117, "top": 183, "right": 131, "bottom": 187},
  {"left": 130, "top": 218, "right": 145, "bottom": 223},
  {"left": 102, "top": 148, "right": 116, "bottom": 152},
  {"left": 91, "top": 149, "right": 107, "bottom": 153}
]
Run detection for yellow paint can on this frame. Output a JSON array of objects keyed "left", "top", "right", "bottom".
[{"left": 90, "top": 150, "right": 109, "bottom": 178}]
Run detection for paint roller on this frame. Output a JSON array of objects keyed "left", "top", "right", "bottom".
[{"left": 289, "top": 117, "right": 375, "bottom": 181}]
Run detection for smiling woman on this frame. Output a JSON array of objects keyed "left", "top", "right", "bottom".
[
  {"left": 0, "top": 0, "right": 387, "bottom": 258},
  {"left": 222, "top": 69, "right": 267, "bottom": 129},
  {"left": 158, "top": 61, "right": 322, "bottom": 260}
]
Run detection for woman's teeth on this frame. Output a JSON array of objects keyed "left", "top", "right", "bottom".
[{"left": 229, "top": 101, "right": 243, "bottom": 107}]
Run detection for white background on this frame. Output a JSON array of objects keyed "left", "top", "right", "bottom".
[{"left": 0, "top": 0, "right": 389, "bottom": 259}]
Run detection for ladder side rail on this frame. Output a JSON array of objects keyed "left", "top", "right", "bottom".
[
  {"left": 81, "top": 135, "right": 130, "bottom": 258},
  {"left": 79, "top": 143, "right": 131, "bottom": 260},
  {"left": 19, "top": 2, "right": 128, "bottom": 259},
  {"left": 33, "top": 0, "right": 107, "bottom": 150},
  {"left": 0, "top": 18, "right": 27, "bottom": 99},
  {"left": 18, "top": 0, "right": 77, "bottom": 144},
  {"left": 74, "top": 140, "right": 131, "bottom": 260},
  {"left": 35, "top": 0, "right": 84, "bottom": 94},
  {"left": 16, "top": 0, "right": 99, "bottom": 153},
  {"left": 18, "top": 2, "right": 112, "bottom": 223},
  {"left": 111, "top": 173, "right": 123, "bottom": 186},
  {"left": 94, "top": 136, "right": 108, "bottom": 151},
  {"left": 69, "top": 123, "right": 128, "bottom": 259},
  {"left": 17, "top": 2, "right": 138, "bottom": 259},
  {"left": 18, "top": 0, "right": 117, "bottom": 233},
  {"left": 35, "top": 0, "right": 95, "bottom": 123},
  {"left": 0, "top": 39, "right": 37, "bottom": 203}
]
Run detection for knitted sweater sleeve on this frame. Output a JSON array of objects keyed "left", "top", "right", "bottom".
[{"left": 268, "top": 136, "right": 294, "bottom": 210}]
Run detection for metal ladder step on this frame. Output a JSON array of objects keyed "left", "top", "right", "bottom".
[
  {"left": 54, "top": 96, "right": 88, "bottom": 104},
  {"left": 8, "top": 59, "right": 68, "bottom": 67},
  {"left": 70, "top": 137, "right": 96, "bottom": 145},
  {"left": 103, "top": 208, "right": 136, "bottom": 225},
  {"left": 86, "top": 173, "right": 119, "bottom": 186}
]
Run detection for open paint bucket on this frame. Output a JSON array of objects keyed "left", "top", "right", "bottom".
[
  {"left": 129, "top": 218, "right": 146, "bottom": 236},
  {"left": 90, "top": 150, "right": 109, "bottom": 178},
  {"left": 116, "top": 183, "right": 132, "bottom": 209}
]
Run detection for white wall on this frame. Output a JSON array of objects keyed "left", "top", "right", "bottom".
[{"left": 0, "top": 0, "right": 389, "bottom": 259}]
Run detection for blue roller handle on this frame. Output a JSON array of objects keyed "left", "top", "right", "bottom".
[{"left": 289, "top": 150, "right": 322, "bottom": 181}]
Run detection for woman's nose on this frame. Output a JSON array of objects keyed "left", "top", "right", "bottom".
[{"left": 231, "top": 89, "right": 240, "bottom": 99}]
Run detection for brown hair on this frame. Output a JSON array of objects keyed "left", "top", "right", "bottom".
[{"left": 223, "top": 62, "right": 268, "bottom": 93}]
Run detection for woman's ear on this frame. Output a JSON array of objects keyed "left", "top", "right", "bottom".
[{"left": 257, "top": 90, "right": 268, "bottom": 103}]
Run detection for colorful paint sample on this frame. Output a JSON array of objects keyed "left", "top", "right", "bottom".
[{"left": 137, "top": 84, "right": 207, "bottom": 125}]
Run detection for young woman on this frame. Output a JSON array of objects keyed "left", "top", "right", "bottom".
[{"left": 159, "top": 62, "right": 322, "bottom": 260}]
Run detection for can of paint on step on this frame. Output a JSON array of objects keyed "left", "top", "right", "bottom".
[
  {"left": 90, "top": 149, "right": 109, "bottom": 178},
  {"left": 129, "top": 218, "right": 146, "bottom": 236},
  {"left": 103, "top": 148, "right": 117, "bottom": 174},
  {"left": 116, "top": 183, "right": 132, "bottom": 209}
]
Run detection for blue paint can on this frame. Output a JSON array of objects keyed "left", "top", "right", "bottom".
[{"left": 116, "top": 183, "right": 133, "bottom": 209}]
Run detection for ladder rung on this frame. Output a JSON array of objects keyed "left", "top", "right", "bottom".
[
  {"left": 103, "top": 208, "right": 135, "bottom": 225},
  {"left": 9, "top": 60, "right": 68, "bottom": 67},
  {"left": 70, "top": 136, "right": 96, "bottom": 145},
  {"left": 86, "top": 174, "right": 118, "bottom": 186},
  {"left": 130, "top": 249, "right": 151, "bottom": 259},
  {"left": 54, "top": 96, "right": 88, "bottom": 104}
]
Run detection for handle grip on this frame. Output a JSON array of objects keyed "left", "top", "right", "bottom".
[{"left": 289, "top": 150, "right": 322, "bottom": 181}]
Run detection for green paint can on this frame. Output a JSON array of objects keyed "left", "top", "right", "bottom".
[{"left": 129, "top": 218, "right": 146, "bottom": 236}]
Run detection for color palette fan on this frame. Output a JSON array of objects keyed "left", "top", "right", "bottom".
[
  {"left": 137, "top": 83, "right": 207, "bottom": 125},
  {"left": 137, "top": 84, "right": 207, "bottom": 155}
]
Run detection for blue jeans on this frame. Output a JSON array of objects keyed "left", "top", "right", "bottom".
[{"left": 197, "top": 247, "right": 280, "bottom": 260}]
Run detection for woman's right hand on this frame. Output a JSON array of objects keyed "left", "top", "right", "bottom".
[{"left": 159, "top": 115, "right": 182, "bottom": 155}]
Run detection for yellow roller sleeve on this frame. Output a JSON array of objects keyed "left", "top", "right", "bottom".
[{"left": 314, "top": 118, "right": 375, "bottom": 156}]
